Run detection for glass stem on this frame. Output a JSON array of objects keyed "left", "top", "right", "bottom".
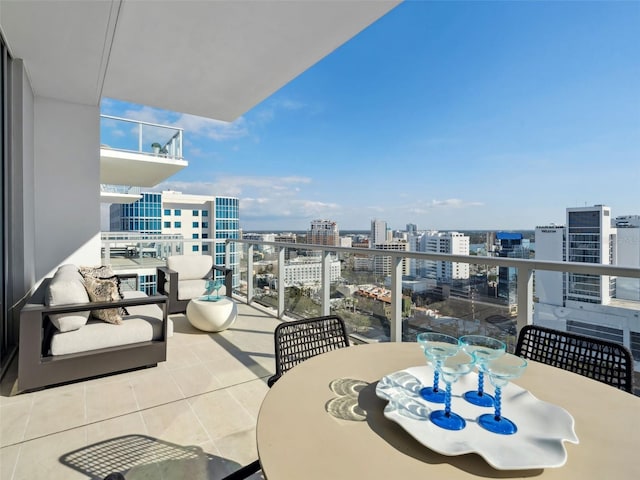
[
  {"left": 477, "top": 370, "right": 484, "bottom": 396},
  {"left": 444, "top": 382, "right": 452, "bottom": 417},
  {"left": 494, "top": 386, "right": 502, "bottom": 420},
  {"left": 433, "top": 360, "right": 441, "bottom": 392}
]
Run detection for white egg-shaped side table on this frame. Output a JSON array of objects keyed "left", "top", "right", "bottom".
[{"left": 186, "top": 297, "right": 237, "bottom": 332}]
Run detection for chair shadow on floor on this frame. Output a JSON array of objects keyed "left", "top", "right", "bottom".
[{"left": 60, "top": 434, "right": 242, "bottom": 480}]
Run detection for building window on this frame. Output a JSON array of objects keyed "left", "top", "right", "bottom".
[
  {"left": 192, "top": 245, "right": 199, "bottom": 252},
  {"left": 174, "top": 221, "right": 181, "bottom": 228},
  {"left": 203, "top": 245, "right": 209, "bottom": 252},
  {"left": 192, "top": 233, "right": 199, "bottom": 239},
  {"left": 192, "top": 222, "right": 199, "bottom": 228},
  {"left": 164, "top": 209, "right": 171, "bottom": 216},
  {"left": 202, "top": 222, "right": 209, "bottom": 228},
  {"left": 174, "top": 209, "right": 181, "bottom": 216},
  {"left": 192, "top": 210, "right": 199, "bottom": 216},
  {"left": 202, "top": 233, "right": 209, "bottom": 239},
  {"left": 202, "top": 210, "right": 209, "bottom": 217},
  {"left": 164, "top": 221, "right": 171, "bottom": 228}
]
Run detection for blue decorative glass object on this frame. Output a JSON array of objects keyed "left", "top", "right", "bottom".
[
  {"left": 204, "top": 279, "right": 224, "bottom": 301},
  {"left": 429, "top": 351, "right": 474, "bottom": 430},
  {"left": 478, "top": 355, "right": 528, "bottom": 435},
  {"left": 459, "top": 335, "right": 506, "bottom": 407},
  {"left": 416, "top": 332, "right": 460, "bottom": 403}
]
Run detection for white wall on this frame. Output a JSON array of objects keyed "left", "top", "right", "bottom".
[
  {"left": 34, "top": 96, "right": 101, "bottom": 279},
  {"left": 8, "top": 59, "right": 36, "bottom": 308}
]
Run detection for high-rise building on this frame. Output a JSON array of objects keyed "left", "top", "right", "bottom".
[
  {"left": 418, "top": 231, "right": 470, "bottom": 282},
  {"left": 534, "top": 205, "right": 640, "bottom": 365},
  {"left": 110, "top": 190, "right": 240, "bottom": 287},
  {"left": 110, "top": 192, "right": 163, "bottom": 234},
  {"left": 308, "top": 219, "right": 339, "bottom": 246},
  {"left": 534, "top": 225, "right": 565, "bottom": 306},
  {"left": 370, "top": 219, "right": 387, "bottom": 248},
  {"left": 274, "top": 232, "right": 297, "bottom": 260},
  {"left": 566, "top": 205, "right": 615, "bottom": 305},
  {"left": 494, "top": 232, "right": 530, "bottom": 307},
  {"left": 372, "top": 240, "right": 410, "bottom": 277},
  {"left": 615, "top": 216, "right": 640, "bottom": 301}
]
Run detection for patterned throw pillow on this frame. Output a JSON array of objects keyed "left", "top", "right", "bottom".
[
  {"left": 79, "top": 265, "right": 115, "bottom": 279},
  {"left": 83, "top": 276, "right": 126, "bottom": 325}
]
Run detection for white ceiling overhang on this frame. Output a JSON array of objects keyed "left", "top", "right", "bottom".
[{"left": 0, "top": 0, "right": 401, "bottom": 121}]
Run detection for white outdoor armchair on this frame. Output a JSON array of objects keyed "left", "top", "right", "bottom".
[{"left": 157, "top": 255, "right": 230, "bottom": 314}]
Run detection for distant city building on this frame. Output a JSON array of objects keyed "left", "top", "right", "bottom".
[
  {"left": 418, "top": 231, "right": 470, "bottom": 282},
  {"left": 373, "top": 240, "right": 410, "bottom": 277},
  {"left": 283, "top": 257, "right": 341, "bottom": 285},
  {"left": 566, "top": 205, "right": 615, "bottom": 305},
  {"left": 274, "top": 232, "right": 297, "bottom": 260},
  {"left": 243, "top": 232, "right": 276, "bottom": 256},
  {"left": 534, "top": 225, "right": 565, "bottom": 306},
  {"left": 308, "top": 219, "right": 339, "bottom": 246},
  {"left": 534, "top": 205, "right": 640, "bottom": 365},
  {"left": 494, "top": 232, "right": 531, "bottom": 308},
  {"left": 110, "top": 192, "right": 162, "bottom": 234},
  {"left": 615, "top": 216, "right": 640, "bottom": 301},
  {"left": 339, "top": 236, "right": 353, "bottom": 248},
  {"left": 109, "top": 190, "right": 240, "bottom": 288},
  {"left": 370, "top": 219, "right": 388, "bottom": 248}
]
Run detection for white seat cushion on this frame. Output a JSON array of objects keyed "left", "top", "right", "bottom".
[{"left": 50, "top": 291, "right": 172, "bottom": 356}]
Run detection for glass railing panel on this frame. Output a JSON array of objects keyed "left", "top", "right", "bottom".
[
  {"left": 279, "top": 248, "right": 321, "bottom": 319},
  {"left": 534, "top": 270, "right": 640, "bottom": 360},
  {"left": 395, "top": 257, "right": 519, "bottom": 350},
  {"left": 100, "top": 114, "right": 183, "bottom": 158},
  {"left": 331, "top": 252, "right": 391, "bottom": 342}
]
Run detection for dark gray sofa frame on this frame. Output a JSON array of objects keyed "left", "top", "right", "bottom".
[
  {"left": 157, "top": 264, "right": 233, "bottom": 314},
  {"left": 18, "top": 276, "right": 169, "bottom": 392}
]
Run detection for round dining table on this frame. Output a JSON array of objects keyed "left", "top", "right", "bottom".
[{"left": 256, "top": 342, "right": 639, "bottom": 480}]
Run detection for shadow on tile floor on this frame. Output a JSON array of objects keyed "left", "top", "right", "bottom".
[{"left": 60, "top": 434, "right": 243, "bottom": 480}]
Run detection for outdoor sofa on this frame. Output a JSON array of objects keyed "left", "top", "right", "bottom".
[{"left": 18, "top": 264, "right": 171, "bottom": 392}]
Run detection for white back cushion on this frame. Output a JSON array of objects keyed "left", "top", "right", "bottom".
[
  {"left": 167, "top": 255, "right": 213, "bottom": 280},
  {"left": 45, "top": 265, "right": 90, "bottom": 332}
]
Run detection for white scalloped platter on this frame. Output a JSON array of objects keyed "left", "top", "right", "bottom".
[{"left": 375, "top": 366, "right": 579, "bottom": 470}]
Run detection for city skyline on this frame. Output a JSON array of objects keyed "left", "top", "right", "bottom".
[{"left": 100, "top": 1, "right": 640, "bottom": 232}]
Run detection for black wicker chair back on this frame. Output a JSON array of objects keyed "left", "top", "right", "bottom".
[
  {"left": 515, "top": 325, "right": 634, "bottom": 393},
  {"left": 268, "top": 315, "right": 350, "bottom": 387}
]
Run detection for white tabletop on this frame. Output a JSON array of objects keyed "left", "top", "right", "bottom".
[{"left": 257, "top": 342, "right": 640, "bottom": 480}]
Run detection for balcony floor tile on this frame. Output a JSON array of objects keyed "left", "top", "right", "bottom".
[{"left": 0, "top": 301, "right": 276, "bottom": 480}]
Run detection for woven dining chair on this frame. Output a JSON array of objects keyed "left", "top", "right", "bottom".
[
  {"left": 267, "top": 315, "right": 351, "bottom": 387},
  {"left": 515, "top": 324, "right": 634, "bottom": 393},
  {"left": 220, "top": 315, "right": 351, "bottom": 479}
]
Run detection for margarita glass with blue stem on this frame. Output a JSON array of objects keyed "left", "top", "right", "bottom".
[
  {"left": 205, "top": 278, "right": 224, "bottom": 301},
  {"left": 459, "top": 335, "right": 506, "bottom": 407},
  {"left": 416, "top": 332, "right": 460, "bottom": 403},
  {"left": 478, "top": 354, "right": 528, "bottom": 435},
  {"left": 429, "top": 350, "right": 475, "bottom": 430}
]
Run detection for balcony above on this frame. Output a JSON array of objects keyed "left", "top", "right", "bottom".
[
  {"left": 100, "top": 185, "right": 142, "bottom": 204},
  {"left": 100, "top": 115, "right": 188, "bottom": 189}
]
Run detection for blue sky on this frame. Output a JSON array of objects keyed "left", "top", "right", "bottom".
[{"left": 101, "top": 1, "right": 639, "bottom": 232}]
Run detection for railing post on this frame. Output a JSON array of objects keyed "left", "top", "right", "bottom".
[
  {"left": 277, "top": 246, "right": 285, "bottom": 319},
  {"left": 321, "top": 250, "right": 331, "bottom": 316},
  {"left": 138, "top": 122, "right": 142, "bottom": 152},
  {"left": 390, "top": 254, "right": 403, "bottom": 342},
  {"left": 247, "top": 244, "right": 254, "bottom": 304},
  {"left": 516, "top": 266, "right": 534, "bottom": 334}
]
